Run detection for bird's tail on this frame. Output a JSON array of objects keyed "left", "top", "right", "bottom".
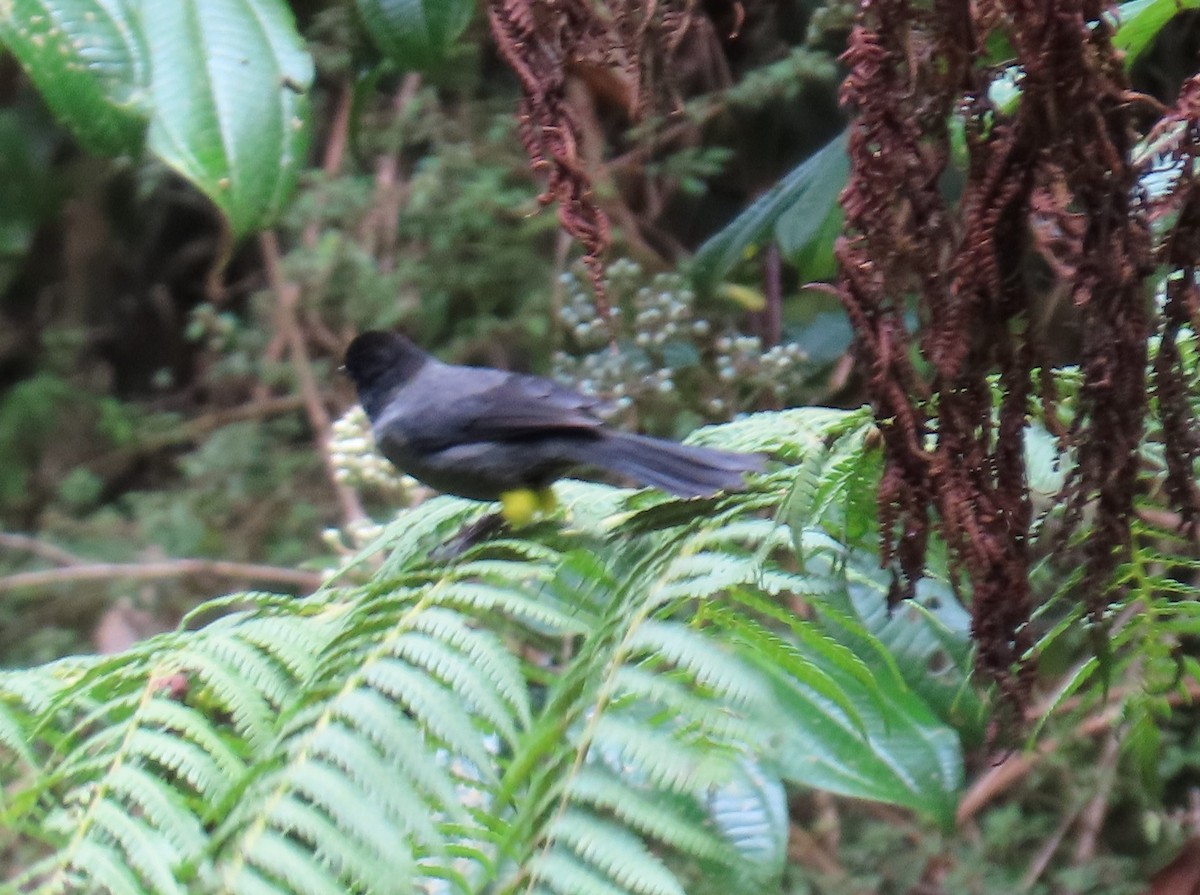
[{"left": 573, "top": 432, "right": 766, "bottom": 498}]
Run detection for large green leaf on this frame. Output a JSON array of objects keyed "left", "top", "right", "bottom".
[
  {"left": 0, "top": 0, "right": 149, "bottom": 154},
  {"left": 754, "top": 644, "right": 963, "bottom": 829},
  {"left": 691, "top": 131, "right": 847, "bottom": 291},
  {"left": 142, "top": 0, "right": 314, "bottom": 236},
  {"left": 356, "top": 0, "right": 475, "bottom": 70},
  {"left": 828, "top": 556, "right": 986, "bottom": 742}
]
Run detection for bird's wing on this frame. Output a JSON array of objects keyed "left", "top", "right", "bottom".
[
  {"left": 458, "top": 373, "right": 605, "bottom": 439},
  {"left": 382, "top": 366, "right": 605, "bottom": 454}
]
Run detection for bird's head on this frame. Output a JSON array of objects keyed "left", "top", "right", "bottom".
[{"left": 343, "top": 331, "right": 430, "bottom": 418}]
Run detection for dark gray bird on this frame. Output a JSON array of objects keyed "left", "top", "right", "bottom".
[{"left": 343, "top": 331, "right": 765, "bottom": 519}]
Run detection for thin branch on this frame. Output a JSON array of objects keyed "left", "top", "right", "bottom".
[
  {"left": 761, "top": 242, "right": 782, "bottom": 347},
  {"left": 256, "top": 78, "right": 356, "bottom": 399},
  {"left": 302, "top": 77, "right": 354, "bottom": 251},
  {"left": 1017, "top": 796, "right": 1084, "bottom": 891},
  {"left": 203, "top": 218, "right": 234, "bottom": 306},
  {"left": 259, "top": 231, "right": 367, "bottom": 527},
  {"left": 0, "top": 559, "right": 323, "bottom": 594},
  {"left": 321, "top": 80, "right": 353, "bottom": 177},
  {"left": 1139, "top": 505, "right": 1200, "bottom": 543},
  {"left": 958, "top": 678, "right": 1200, "bottom": 826},
  {"left": 786, "top": 824, "right": 846, "bottom": 878},
  {"left": 1017, "top": 726, "right": 1122, "bottom": 892},
  {"left": 0, "top": 533, "right": 85, "bottom": 566},
  {"left": 90, "top": 395, "right": 308, "bottom": 475},
  {"left": 956, "top": 707, "right": 1120, "bottom": 826},
  {"left": 358, "top": 73, "right": 422, "bottom": 269},
  {"left": 1070, "top": 727, "right": 1123, "bottom": 864}
]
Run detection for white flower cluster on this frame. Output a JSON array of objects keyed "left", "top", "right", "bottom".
[
  {"left": 329, "top": 406, "right": 411, "bottom": 495},
  {"left": 320, "top": 518, "right": 385, "bottom": 561},
  {"left": 715, "top": 336, "right": 809, "bottom": 396},
  {"left": 553, "top": 259, "right": 813, "bottom": 423},
  {"left": 322, "top": 407, "right": 414, "bottom": 560}
]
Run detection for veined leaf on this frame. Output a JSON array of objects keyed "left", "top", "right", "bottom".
[
  {"left": 691, "top": 131, "right": 847, "bottom": 291},
  {"left": 0, "top": 0, "right": 149, "bottom": 154},
  {"left": 142, "top": 0, "right": 314, "bottom": 236},
  {"left": 759, "top": 655, "right": 963, "bottom": 829},
  {"left": 1110, "top": 0, "right": 1200, "bottom": 67},
  {"left": 828, "top": 554, "right": 986, "bottom": 739}
]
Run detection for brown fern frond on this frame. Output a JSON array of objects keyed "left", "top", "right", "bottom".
[
  {"left": 486, "top": 0, "right": 700, "bottom": 316},
  {"left": 837, "top": 0, "right": 1169, "bottom": 712},
  {"left": 1143, "top": 76, "right": 1200, "bottom": 535}
]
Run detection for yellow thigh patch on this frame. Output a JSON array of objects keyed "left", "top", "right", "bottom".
[{"left": 499, "top": 487, "right": 557, "bottom": 526}]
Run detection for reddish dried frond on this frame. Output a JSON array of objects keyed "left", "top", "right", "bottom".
[
  {"left": 1143, "top": 76, "right": 1200, "bottom": 534},
  {"left": 1014, "top": 2, "right": 1151, "bottom": 616},
  {"left": 487, "top": 0, "right": 613, "bottom": 310},
  {"left": 837, "top": 0, "right": 1170, "bottom": 711},
  {"left": 837, "top": 0, "right": 964, "bottom": 594},
  {"left": 486, "top": 0, "right": 699, "bottom": 315}
]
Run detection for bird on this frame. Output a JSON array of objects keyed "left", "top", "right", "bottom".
[{"left": 342, "top": 330, "right": 766, "bottom": 523}]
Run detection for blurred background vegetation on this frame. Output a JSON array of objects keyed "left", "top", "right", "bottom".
[
  {"left": 3, "top": 0, "right": 1200, "bottom": 891},
  {"left": 0, "top": 0, "right": 855, "bottom": 662}
]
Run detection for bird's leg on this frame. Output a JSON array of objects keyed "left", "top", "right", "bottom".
[
  {"left": 433, "top": 512, "right": 508, "bottom": 561},
  {"left": 433, "top": 487, "right": 560, "bottom": 562}
]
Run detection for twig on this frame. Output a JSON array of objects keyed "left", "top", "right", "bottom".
[
  {"left": 1014, "top": 724, "right": 1123, "bottom": 892},
  {"left": 90, "top": 394, "right": 308, "bottom": 475},
  {"left": 0, "top": 559, "right": 323, "bottom": 593},
  {"left": 566, "top": 78, "right": 671, "bottom": 266},
  {"left": 302, "top": 78, "right": 354, "bottom": 251},
  {"left": 786, "top": 824, "right": 846, "bottom": 878},
  {"left": 813, "top": 790, "right": 842, "bottom": 854},
  {"left": 761, "top": 242, "right": 782, "bottom": 347},
  {"left": 1071, "top": 727, "right": 1123, "bottom": 865},
  {"left": 259, "top": 231, "right": 367, "bottom": 527},
  {"left": 1017, "top": 796, "right": 1083, "bottom": 891},
  {"left": 177, "top": 394, "right": 309, "bottom": 436},
  {"left": 359, "top": 74, "right": 422, "bottom": 268},
  {"left": 956, "top": 706, "right": 1121, "bottom": 826},
  {"left": 958, "top": 677, "right": 1200, "bottom": 826},
  {"left": 255, "top": 79, "right": 356, "bottom": 401},
  {"left": 0, "top": 533, "right": 84, "bottom": 567},
  {"left": 204, "top": 218, "right": 234, "bottom": 306},
  {"left": 1139, "top": 505, "right": 1200, "bottom": 540},
  {"left": 321, "top": 80, "right": 352, "bottom": 179}
]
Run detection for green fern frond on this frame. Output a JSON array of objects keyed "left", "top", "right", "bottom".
[
  {"left": 533, "top": 811, "right": 687, "bottom": 895},
  {"left": 628, "top": 620, "right": 767, "bottom": 696},
  {"left": 688, "top": 406, "right": 872, "bottom": 459},
  {"left": 0, "top": 407, "right": 967, "bottom": 893},
  {"left": 565, "top": 765, "right": 733, "bottom": 862}
]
